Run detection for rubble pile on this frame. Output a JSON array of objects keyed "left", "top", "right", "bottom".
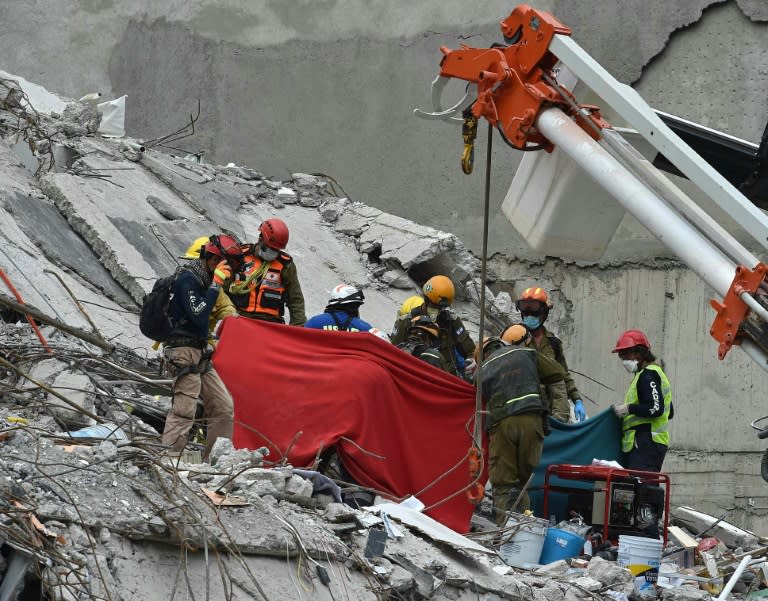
[{"left": 0, "top": 72, "right": 766, "bottom": 600}]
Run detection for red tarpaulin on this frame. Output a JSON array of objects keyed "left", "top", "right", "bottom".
[{"left": 214, "top": 317, "right": 484, "bottom": 532}]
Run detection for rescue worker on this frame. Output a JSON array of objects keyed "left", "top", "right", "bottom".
[
  {"left": 611, "top": 329, "right": 673, "bottom": 472},
  {"left": 396, "top": 315, "right": 451, "bottom": 372},
  {"left": 515, "top": 286, "right": 584, "bottom": 422},
  {"left": 475, "top": 325, "right": 566, "bottom": 526},
  {"left": 305, "top": 284, "right": 372, "bottom": 332},
  {"left": 162, "top": 234, "right": 242, "bottom": 462},
  {"left": 391, "top": 276, "right": 475, "bottom": 377},
  {"left": 178, "top": 236, "right": 239, "bottom": 345},
  {"left": 226, "top": 218, "right": 306, "bottom": 325},
  {"left": 611, "top": 329, "right": 673, "bottom": 539}
]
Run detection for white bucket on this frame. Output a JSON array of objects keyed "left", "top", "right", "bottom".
[
  {"left": 617, "top": 535, "right": 663, "bottom": 593},
  {"left": 499, "top": 516, "right": 548, "bottom": 568}
]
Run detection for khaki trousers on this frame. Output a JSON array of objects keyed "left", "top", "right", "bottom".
[
  {"left": 162, "top": 346, "right": 233, "bottom": 462},
  {"left": 488, "top": 412, "right": 544, "bottom": 526}
]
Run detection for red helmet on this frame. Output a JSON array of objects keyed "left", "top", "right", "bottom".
[
  {"left": 612, "top": 329, "right": 650, "bottom": 353},
  {"left": 204, "top": 234, "right": 243, "bottom": 259},
  {"left": 258, "top": 218, "right": 289, "bottom": 250}
]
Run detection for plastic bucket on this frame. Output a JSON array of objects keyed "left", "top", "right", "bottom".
[
  {"left": 617, "top": 535, "right": 663, "bottom": 593},
  {"left": 538, "top": 527, "right": 585, "bottom": 564},
  {"left": 499, "top": 516, "right": 548, "bottom": 568}
]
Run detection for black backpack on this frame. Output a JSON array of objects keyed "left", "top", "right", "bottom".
[{"left": 139, "top": 274, "right": 177, "bottom": 342}]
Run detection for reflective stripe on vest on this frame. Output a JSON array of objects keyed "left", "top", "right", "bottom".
[
  {"left": 621, "top": 364, "right": 672, "bottom": 452},
  {"left": 228, "top": 255, "right": 287, "bottom": 318}
]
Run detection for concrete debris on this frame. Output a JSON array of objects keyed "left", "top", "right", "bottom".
[{"left": 0, "top": 69, "right": 767, "bottom": 600}]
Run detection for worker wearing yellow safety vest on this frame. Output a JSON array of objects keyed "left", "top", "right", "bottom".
[{"left": 611, "top": 329, "right": 673, "bottom": 473}]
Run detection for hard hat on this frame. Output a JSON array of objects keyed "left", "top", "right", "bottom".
[
  {"left": 204, "top": 234, "right": 244, "bottom": 259},
  {"left": 399, "top": 295, "right": 425, "bottom": 317},
  {"left": 422, "top": 275, "right": 455, "bottom": 307},
  {"left": 327, "top": 284, "right": 365, "bottom": 309},
  {"left": 258, "top": 218, "right": 289, "bottom": 250},
  {"left": 369, "top": 328, "right": 390, "bottom": 342},
  {"left": 473, "top": 336, "right": 505, "bottom": 363},
  {"left": 612, "top": 329, "right": 651, "bottom": 353},
  {"left": 517, "top": 286, "right": 553, "bottom": 311},
  {"left": 179, "top": 236, "right": 211, "bottom": 259},
  {"left": 410, "top": 315, "right": 440, "bottom": 338},
  {"left": 501, "top": 324, "right": 529, "bottom": 345}
]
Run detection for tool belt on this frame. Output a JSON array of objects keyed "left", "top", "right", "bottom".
[{"left": 165, "top": 337, "right": 207, "bottom": 349}]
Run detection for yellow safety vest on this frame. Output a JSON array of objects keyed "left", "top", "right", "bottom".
[{"left": 621, "top": 364, "right": 672, "bottom": 453}]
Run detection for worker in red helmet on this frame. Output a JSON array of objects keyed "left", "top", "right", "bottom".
[
  {"left": 162, "top": 234, "right": 243, "bottom": 462},
  {"left": 612, "top": 329, "right": 673, "bottom": 470},
  {"left": 611, "top": 329, "right": 673, "bottom": 538},
  {"left": 476, "top": 326, "right": 566, "bottom": 525},
  {"left": 390, "top": 275, "right": 475, "bottom": 378},
  {"left": 516, "top": 286, "right": 582, "bottom": 423},
  {"left": 226, "top": 218, "right": 306, "bottom": 325}
]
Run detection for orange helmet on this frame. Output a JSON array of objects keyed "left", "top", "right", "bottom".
[
  {"left": 422, "top": 275, "right": 455, "bottom": 307},
  {"left": 612, "top": 329, "right": 651, "bottom": 353},
  {"left": 516, "top": 286, "right": 553, "bottom": 313},
  {"left": 501, "top": 324, "right": 529, "bottom": 345},
  {"left": 258, "top": 218, "right": 289, "bottom": 250}
]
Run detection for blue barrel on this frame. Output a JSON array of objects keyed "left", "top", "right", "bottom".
[{"left": 538, "top": 527, "right": 585, "bottom": 564}]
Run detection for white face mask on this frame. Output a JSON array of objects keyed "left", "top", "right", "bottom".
[
  {"left": 622, "top": 359, "right": 639, "bottom": 373},
  {"left": 258, "top": 245, "right": 279, "bottom": 262},
  {"left": 427, "top": 307, "right": 440, "bottom": 320}
]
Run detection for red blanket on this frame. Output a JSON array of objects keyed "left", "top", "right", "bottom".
[{"left": 214, "top": 317, "right": 484, "bottom": 532}]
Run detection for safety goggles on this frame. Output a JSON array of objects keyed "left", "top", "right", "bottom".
[{"left": 516, "top": 300, "right": 546, "bottom": 315}]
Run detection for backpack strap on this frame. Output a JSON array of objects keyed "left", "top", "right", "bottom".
[{"left": 330, "top": 312, "right": 352, "bottom": 331}]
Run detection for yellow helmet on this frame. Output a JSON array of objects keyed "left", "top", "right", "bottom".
[
  {"left": 422, "top": 275, "right": 455, "bottom": 307},
  {"left": 501, "top": 324, "right": 529, "bottom": 346},
  {"left": 399, "top": 295, "right": 425, "bottom": 317},
  {"left": 179, "top": 236, "right": 210, "bottom": 259}
]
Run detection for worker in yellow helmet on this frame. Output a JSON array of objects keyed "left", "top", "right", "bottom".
[{"left": 390, "top": 275, "right": 475, "bottom": 378}]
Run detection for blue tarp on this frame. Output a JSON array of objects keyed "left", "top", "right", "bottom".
[{"left": 530, "top": 408, "right": 623, "bottom": 521}]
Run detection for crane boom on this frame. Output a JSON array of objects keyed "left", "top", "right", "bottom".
[{"left": 415, "top": 3, "right": 768, "bottom": 369}]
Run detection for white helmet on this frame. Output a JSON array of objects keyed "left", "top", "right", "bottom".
[
  {"left": 327, "top": 284, "right": 365, "bottom": 310},
  {"left": 369, "top": 328, "right": 390, "bottom": 342}
]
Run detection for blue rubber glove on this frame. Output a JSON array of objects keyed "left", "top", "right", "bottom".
[{"left": 573, "top": 399, "right": 586, "bottom": 422}]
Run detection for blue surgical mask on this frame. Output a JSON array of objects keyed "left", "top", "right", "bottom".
[{"left": 522, "top": 315, "right": 542, "bottom": 330}]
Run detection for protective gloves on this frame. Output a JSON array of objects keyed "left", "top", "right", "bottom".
[
  {"left": 573, "top": 399, "right": 586, "bottom": 422},
  {"left": 464, "top": 358, "right": 478, "bottom": 380},
  {"left": 612, "top": 403, "right": 630, "bottom": 418},
  {"left": 212, "top": 261, "right": 232, "bottom": 288}
]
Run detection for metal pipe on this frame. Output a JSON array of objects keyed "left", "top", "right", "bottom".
[
  {"left": 716, "top": 554, "right": 751, "bottom": 601},
  {"left": 537, "top": 108, "right": 736, "bottom": 297}
]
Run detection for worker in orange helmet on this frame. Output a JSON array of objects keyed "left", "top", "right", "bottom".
[
  {"left": 390, "top": 275, "right": 475, "bottom": 378},
  {"left": 611, "top": 329, "right": 673, "bottom": 538},
  {"left": 475, "top": 326, "right": 566, "bottom": 525},
  {"left": 162, "top": 234, "right": 243, "bottom": 462},
  {"left": 516, "top": 286, "right": 582, "bottom": 423},
  {"left": 225, "top": 218, "right": 306, "bottom": 325}
]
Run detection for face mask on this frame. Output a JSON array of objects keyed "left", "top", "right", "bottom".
[
  {"left": 522, "top": 315, "right": 542, "bottom": 330},
  {"left": 622, "top": 359, "right": 639, "bottom": 373},
  {"left": 427, "top": 307, "right": 440, "bottom": 320},
  {"left": 258, "top": 245, "right": 279, "bottom": 262}
]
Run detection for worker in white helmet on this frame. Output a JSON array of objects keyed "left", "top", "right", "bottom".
[{"left": 305, "top": 284, "right": 373, "bottom": 332}]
